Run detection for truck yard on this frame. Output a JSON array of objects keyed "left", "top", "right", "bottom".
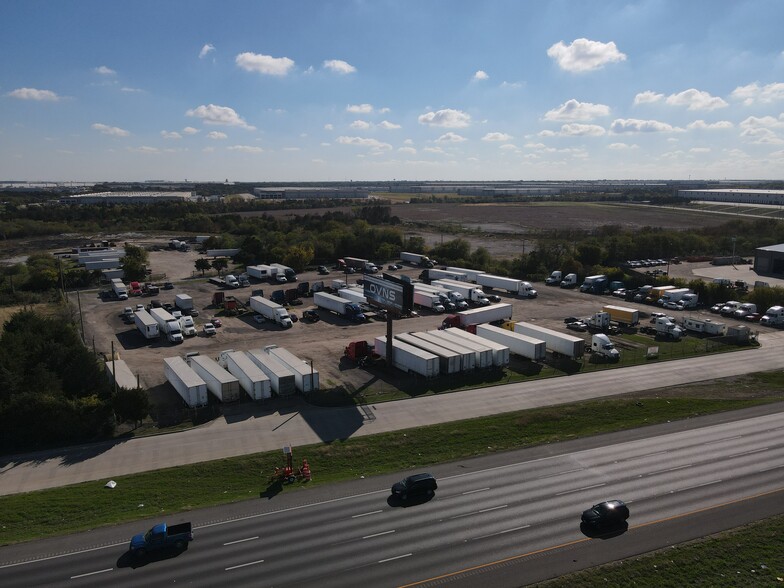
[{"left": 67, "top": 241, "right": 778, "bottom": 417}]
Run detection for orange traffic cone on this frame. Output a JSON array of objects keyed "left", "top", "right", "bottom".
[{"left": 301, "top": 459, "right": 312, "bottom": 481}]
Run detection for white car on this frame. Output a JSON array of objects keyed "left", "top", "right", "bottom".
[{"left": 203, "top": 323, "right": 217, "bottom": 336}]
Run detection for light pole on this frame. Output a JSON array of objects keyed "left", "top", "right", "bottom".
[{"left": 731, "top": 236, "right": 737, "bottom": 268}]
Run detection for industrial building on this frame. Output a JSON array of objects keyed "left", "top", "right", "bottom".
[
  {"left": 678, "top": 188, "right": 784, "bottom": 206},
  {"left": 59, "top": 191, "right": 194, "bottom": 205},
  {"left": 253, "top": 187, "right": 369, "bottom": 200},
  {"left": 754, "top": 244, "right": 784, "bottom": 278}
]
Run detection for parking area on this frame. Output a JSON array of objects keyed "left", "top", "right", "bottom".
[{"left": 73, "top": 244, "right": 781, "bottom": 413}]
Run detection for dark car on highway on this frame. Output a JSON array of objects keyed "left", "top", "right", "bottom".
[
  {"left": 391, "top": 473, "right": 437, "bottom": 501},
  {"left": 581, "top": 500, "right": 629, "bottom": 527}
]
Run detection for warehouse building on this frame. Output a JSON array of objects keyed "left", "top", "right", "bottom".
[
  {"left": 59, "top": 191, "right": 194, "bottom": 205},
  {"left": 253, "top": 187, "right": 369, "bottom": 200},
  {"left": 754, "top": 244, "right": 784, "bottom": 278},
  {"left": 678, "top": 188, "right": 784, "bottom": 205}
]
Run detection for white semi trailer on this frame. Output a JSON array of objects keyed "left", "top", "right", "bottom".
[
  {"left": 374, "top": 335, "right": 440, "bottom": 378},
  {"left": 219, "top": 350, "right": 272, "bottom": 401},
  {"left": 406, "top": 331, "right": 476, "bottom": 371},
  {"left": 475, "top": 324, "right": 546, "bottom": 361},
  {"left": 263, "top": 345, "right": 319, "bottom": 394},
  {"left": 395, "top": 333, "right": 462, "bottom": 375},
  {"left": 187, "top": 355, "right": 241, "bottom": 403},
  {"left": 513, "top": 322, "right": 584, "bottom": 360},
  {"left": 249, "top": 295, "right": 293, "bottom": 328},
  {"left": 441, "top": 328, "right": 510, "bottom": 367},
  {"left": 134, "top": 309, "right": 160, "bottom": 339},
  {"left": 475, "top": 274, "right": 537, "bottom": 298},
  {"left": 426, "top": 329, "right": 492, "bottom": 369},
  {"left": 164, "top": 356, "right": 208, "bottom": 408},
  {"left": 246, "top": 349, "right": 297, "bottom": 397}
]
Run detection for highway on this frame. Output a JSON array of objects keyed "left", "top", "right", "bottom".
[{"left": 2, "top": 409, "right": 783, "bottom": 587}]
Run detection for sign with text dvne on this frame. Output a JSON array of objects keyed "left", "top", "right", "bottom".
[{"left": 363, "top": 273, "right": 413, "bottom": 314}]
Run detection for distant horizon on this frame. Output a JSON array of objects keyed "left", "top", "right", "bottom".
[{"left": 3, "top": 1, "right": 784, "bottom": 182}]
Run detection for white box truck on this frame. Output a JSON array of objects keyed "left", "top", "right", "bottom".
[
  {"left": 246, "top": 349, "right": 296, "bottom": 397},
  {"left": 111, "top": 278, "right": 129, "bottom": 300},
  {"left": 219, "top": 350, "right": 272, "bottom": 401},
  {"left": 395, "top": 333, "right": 462, "bottom": 374},
  {"left": 174, "top": 294, "right": 194, "bottom": 314},
  {"left": 513, "top": 322, "right": 584, "bottom": 360},
  {"left": 249, "top": 295, "right": 293, "bottom": 328},
  {"left": 427, "top": 329, "right": 492, "bottom": 369},
  {"left": 263, "top": 345, "right": 319, "bottom": 394},
  {"left": 134, "top": 308, "right": 160, "bottom": 339},
  {"left": 164, "top": 356, "right": 208, "bottom": 408},
  {"left": 374, "top": 335, "right": 440, "bottom": 378},
  {"left": 187, "top": 355, "right": 241, "bottom": 403},
  {"left": 475, "top": 324, "right": 546, "bottom": 361},
  {"left": 149, "top": 307, "right": 184, "bottom": 343}
]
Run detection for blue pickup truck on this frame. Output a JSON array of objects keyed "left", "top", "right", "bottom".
[{"left": 129, "top": 522, "right": 193, "bottom": 556}]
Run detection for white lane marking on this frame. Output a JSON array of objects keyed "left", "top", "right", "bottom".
[
  {"left": 728, "top": 448, "right": 768, "bottom": 458},
  {"left": 450, "top": 505, "right": 508, "bottom": 520},
  {"left": 352, "top": 510, "right": 384, "bottom": 518},
  {"left": 223, "top": 536, "right": 259, "bottom": 546},
  {"left": 0, "top": 543, "right": 125, "bottom": 570},
  {"left": 625, "top": 450, "right": 668, "bottom": 461},
  {"left": 225, "top": 559, "right": 265, "bottom": 571},
  {"left": 759, "top": 464, "right": 784, "bottom": 473},
  {"left": 363, "top": 530, "right": 395, "bottom": 540},
  {"left": 537, "top": 467, "right": 584, "bottom": 479},
  {"left": 70, "top": 568, "right": 113, "bottom": 579},
  {"left": 646, "top": 464, "right": 692, "bottom": 476},
  {"left": 378, "top": 553, "right": 412, "bottom": 564},
  {"left": 556, "top": 483, "right": 605, "bottom": 496},
  {"left": 705, "top": 435, "right": 743, "bottom": 445},
  {"left": 671, "top": 479, "right": 722, "bottom": 493},
  {"left": 471, "top": 525, "right": 531, "bottom": 540},
  {"left": 462, "top": 487, "right": 491, "bottom": 495}
]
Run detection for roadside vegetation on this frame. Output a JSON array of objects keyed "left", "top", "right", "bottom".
[{"left": 0, "top": 372, "right": 781, "bottom": 545}]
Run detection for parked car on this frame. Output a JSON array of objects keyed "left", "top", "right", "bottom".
[
  {"left": 253, "top": 315, "right": 265, "bottom": 324},
  {"left": 391, "top": 473, "right": 438, "bottom": 501},
  {"left": 317, "top": 265, "right": 329, "bottom": 275},
  {"left": 203, "top": 323, "right": 216, "bottom": 336},
  {"left": 485, "top": 294, "right": 502, "bottom": 303},
  {"left": 302, "top": 309, "right": 320, "bottom": 322},
  {"left": 210, "top": 317, "right": 222, "bottom": 327},
  {"left": 135, "top": 303, "right": 145, "bottom": 312},
  {"left": 563, "top": 316, "right": 579, "bottom": 324},
  {"left": 581, "top": 500, "right": 630, "bottom": 528},
  {"left": 662, "top": 301, "right": 680, "bottom": 310},
  {"left": 387, "top": 264, "right": 398, "bottom": 270},
  {"left": 745, "top": 313, "right": 762, "bottom": 322},
  {"left": 566, "top": 321, "right": 588, "bottom": 332},
  {"left": 612, "top": 288, "right": 626, "bottom": 298},
  {"left": 163, "top": 282, "right": 174, "bottom": 290},
  {"left": 710, "top": 303, "right": 724, "bottom": 314}
]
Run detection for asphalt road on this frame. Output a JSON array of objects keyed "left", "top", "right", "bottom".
[
  {"left": 2, "top": 330, "right": 784, "bottom": 495},
  {"left": 1, "top": 409, "right": 782, "bottom": 587}
]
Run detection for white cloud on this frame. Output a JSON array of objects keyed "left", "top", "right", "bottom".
[
  {"left": 186, "top": 104, "right": 255, "bottom": 129},
  {"left": 207, "top": 131, "right": 228, "bottom": 140},
  {"left": 336, "top": 136, "right": 392, "bottom": 150},
  {"left": 610, "top": 118, "right": 674, "bottom": 133},
  {"left": 398, "top": 146, "right": 417, "bottom": 154},
  {"left": 129, "top": 146, "right": 159, "bottom": 154},
  {"left": 199, "top": 44, "right": 215, "bottom": 59},
  {"left": 740, "top": 115, "right": 784, "bottom": 129},
  {"left": 547, "top": 38, "right": 626, "bottom": 72},
  {"left": 608, "top": 142, "right": 639, "bottom": 150},
  {"left": 378, "top": 120, "right": 401, "bottom": 130},
  {"left": 739, "top": 117, "right": 784, "bottom": 144},
  {"left": 379, "top": 107, "right": 391, "bottom": 114},
  {"left": 202, "top": 146, "right": 215, "bottom": 153},
  {"left": 731, "top": 82, "right": 784, "bottom": 105},
  {"left": 473, "top": 70, "right": 489, "bottom": 81},
  {"left": 320, "top": 142, "right": 331, "bottom": 147},
  {"left": 161, "top": 130, "right": 182, "bottom": 140},
  {"left": 7, "top": 87, "right": 60, "bottom": 101},
  {"left": 312, "top": 158, "right": 325, "bottom": 164},
  {"left": 350, "top": 120, "right": 372, "bottom": 130},
  {"left": 418, "top": 108, "right": 471, "bottom": 128},
  {"left": 235, "top": 52, "right": 294, "bottom": 76},
  {"left": 323, "top": 59, "right": 356, "bottom": 74},
  {"left": 500, "top": 81, "right": 522, "bottom": 89},
  {"left": 436, "top": 132, "right": 467, "bottom": 143},
  {"left": 499, "top": 144, "right": 518, "bottom": 151},
  {"left": 687, "top": 119, "right": 734, "bottom": 130},
  {"left": 559, "top": 123, "right": 606, "bottom": 136},
  {"left": 423, "top": 146, "right": 445, "bottom": 154},
  {"left": 403, "top": 139, "right": 414, "bottom": 145},
  {"left": 94, "top": 65, "right": 116, "bottom": 76},
  {"left": 347, "top": 103, "right": 373, "bottom": 113},
  {"left": 544, "top": 99, "right": 610, "bottom": 121},
  {"left": 227, "top": 145, "right": 263, "bottom": 153},
  {"left": 182, "top": 126, "right": 199, "bottom": 135},
  {"left": 634, "top": 91, "right": 664, "bottom": 105},
  {"left": 91, "top": 123, "right": 130, "bottom": 137},
  {"left": 537, "top": 130, "right": 557, "bottom": 137},
  {"left": 665, "top": 89, "right": 728, "bottom": 111},
  {"left": 120, "top": 87, "right": 143, "bottom": 93},
  {"left": 482, "top": 132, "right": 512, "bottom": 142},
  {"left": 324, "top": 123, "right": 334, "bottom": 131},
  {"left": 525, "top": 142, "right": 547, "bottom": 149},
  {"left": 283, "top": 147, "right": 300, "bottom": 151},
  {"left": 690, "top": 147, "right": 711, "bottom": 153}
]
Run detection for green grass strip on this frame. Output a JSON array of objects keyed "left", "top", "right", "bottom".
[{"left": 0, "top": 396, "right": 773, "bottom": 546}]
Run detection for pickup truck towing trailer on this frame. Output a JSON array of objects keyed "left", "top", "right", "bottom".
[
  {"left": 440, "top": 328, "right": 510, "bottom": 367},
  {"left": 130, "top": 522, "right": 193, "bottom": 556},
  {"left": 263, "top": 345, "right": 319, "bottom": 394},
  {"left": 395, "top": 333, "right": 462, "bottom": 374},
  {"left": 187, "top": 355, "right": 241, "bottom": 403},
  {"left": 427, "top": 329, "right": 493, "bottom": 369},
  {"left": 475, "top": 323, "right": 546, "bottom": 361},
  {"left": 513, "top": 322, "right": 585, "bottom": 360},
  {"left": 219, "top": 350, "right": 272, "bottom": 400},
  {"left": 246, "top": 349, "right": 296, "bottom": 397},
  {"left": 164, "top": 357, "right": 208, "bottom": 408},
  {"left": 374, "top": 335, "right": 440, "bottom": 378}
]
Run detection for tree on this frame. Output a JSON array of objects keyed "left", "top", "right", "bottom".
[
  {"left": 211, "top": 258, "right": 228, "bottom": 276},
  {"left": 195, "top": 258, "right": 211, "bottom": 276},
  {"left": 112, "top": 387, "right": 150, "bottom": 428}
]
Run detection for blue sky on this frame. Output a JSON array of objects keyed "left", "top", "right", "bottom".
[{"left": 2, "top": 0, "right": 784, "bottom": 182}]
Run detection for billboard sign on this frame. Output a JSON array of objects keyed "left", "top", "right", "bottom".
[{"left": 363, "top": 273, "right": 413, "bottom": 314}]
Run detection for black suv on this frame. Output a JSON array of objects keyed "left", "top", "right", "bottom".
[
  {"left": 581, "top": 500, "right": 629, "bottom": 527},
  {"left": 391, "top": 473, "right": 437, "bottom": 500}
]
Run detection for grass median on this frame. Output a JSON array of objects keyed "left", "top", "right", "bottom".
[{"left": 2, "top": 372, "right": 782, "bottom": 546}]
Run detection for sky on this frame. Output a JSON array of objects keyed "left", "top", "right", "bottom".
[{"left": 2, "top": 0, "right": 784, "bottom": 183}]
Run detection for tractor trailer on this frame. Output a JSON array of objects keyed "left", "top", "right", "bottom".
[
  {"left": 400, "top": 252, "right": 434, "bottom": 267},
  {"left": 475, "top": 274, "right": 537, "bottom": 298},
  {"left": 249, "top": 295, "right": 293, "bottom": 328},
  {"left": 413, "top": 290, "right": 446, "bottom": 313},
  {"left": 314, "top": 291, "right": 366, "bottom": 322},
  {"left": 440, "top": 303, "right": 513, "bottom": 330},
  {"left": 602, "top": 305, "right": 640, "bottom": 327},
  {"left": 149, "top": 308, "right": 184, "bottom": 343},
  {"left": 431, "top": 279, "right": 490, "bottom": 305}
]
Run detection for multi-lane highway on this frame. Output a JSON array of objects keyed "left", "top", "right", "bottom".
[{"left": 2, "top": 408, "right": 783, "bottom": 587}]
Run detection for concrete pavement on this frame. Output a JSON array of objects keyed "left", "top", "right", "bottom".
[{"left": 2, "top": 330, "right": 783, "bottom": 495}]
